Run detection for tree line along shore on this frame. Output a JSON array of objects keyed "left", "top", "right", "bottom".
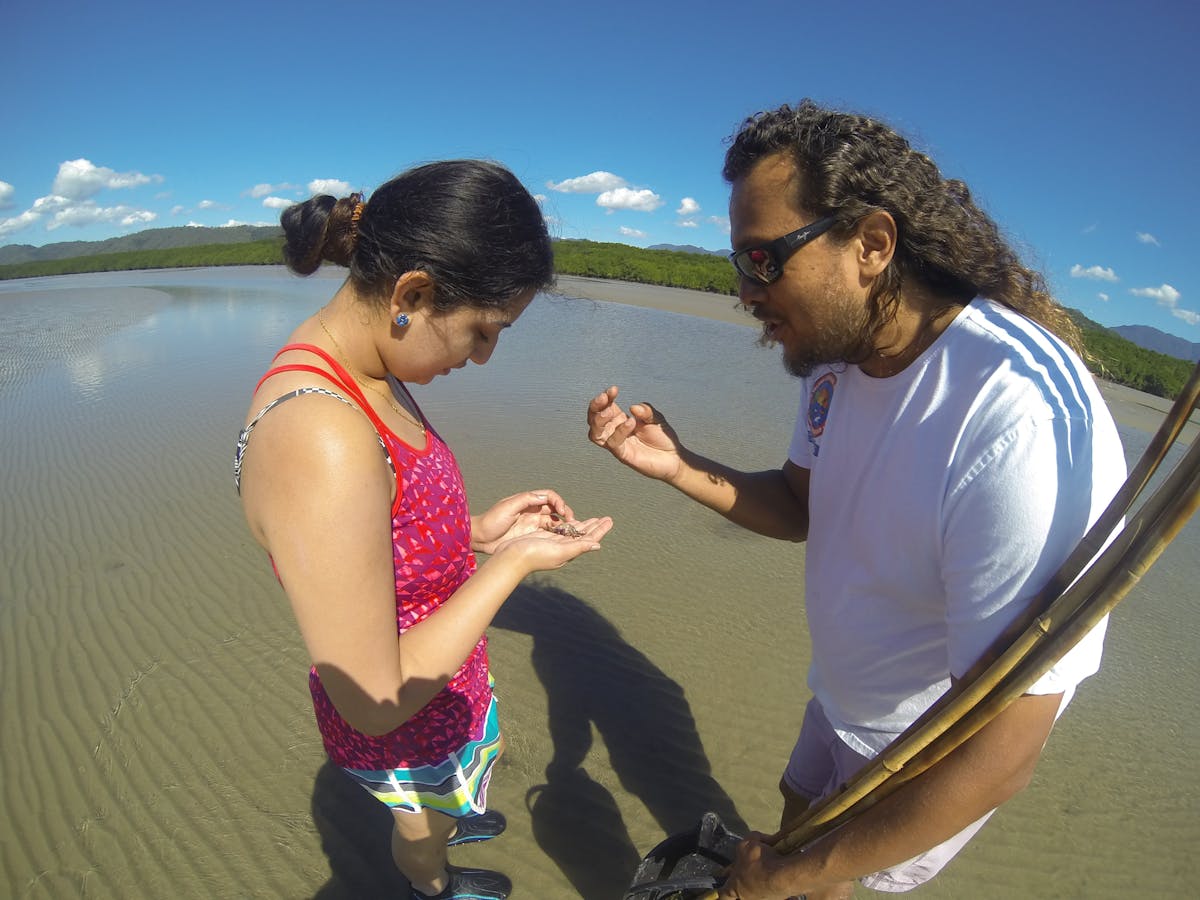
[{"left": 1, "top": 236, "right": 1193, "bottom": 400}]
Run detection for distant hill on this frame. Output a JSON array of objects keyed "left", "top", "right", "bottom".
[
  {"left": 647, "top": 243, "right": 728, "bottom": 257},
  {"left": 0, "top": 225, "right": 283, "bottom": 265},
  {"left": 1111, "top": 324, "right": 1200, "bottom": 363}
]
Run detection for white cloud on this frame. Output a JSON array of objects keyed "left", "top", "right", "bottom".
[
  {"left": 678, "top": 219, "right": 698, "bottom": 228},
  {"left": 707, "top": 214, "right": 731, "bottom": 234},
  {"left": 1, "top": 164, "right": 160, "bottom": 236},
  {"left": 1130, "top": 284, "right": 1197, "bottom": 325},
  {"left": 597, "top": 187, "right": 662, "bottom": 213},
  {"left": 0, "top": 209, "right": 41, "bottom": 239},
  {"left": 1136, "top": 231, "right": 1160, "bottom": 246},
  {"left": 1175, "top": 309, "right": 1200, "bottom": 326},
  {"left": 1082, "top": 224, "right": 1098, "bottom": 234},
  {"left": 198, "top": 199, "right": 227, "bottom": 210},
  {"left": 43, "top": 200, "right": 157, "bottom": 230},
  {"left": 308, "top": 178, "right": 352, "bottom": 196},
  {"left": 533, "top": 193, "right": 547, "bottom": 204},
  {"left": 51, "top": 159, "right": 161, "bottom": 200},
  {"left": 263, "top": 196, "right": 292, "bottom": 209},
  {"left": 1131, "top": 284, "right": 1182, "bottom": 307},
  {"left": 30, "top": 192, "right": 155, "bottom": 231},
  {"left": 547, "top": 171, "right": 626, "bottom": 193},
  {"left": 0, "top": 181, "right": 14, "bottom": 209},
  {"left": 677, "top": 197, "right": 700, "bottom": 216},
  {"left": 187, "top": 218, "right": 269, "bottom": 229},
  {"left": 1070, "top": 263, "right": 1118, "bottom": 282},
  {"left": 247, "top": 182, "right": 300, "bottom": 198},
  {"left": 619, "top": 226, "right": 647, "bottom": 238},
  {"left": 1098, "top": 293, "right": 1109, "bottom": 302},
  {"left": 170, "top": 205, "right": 185, "bottom": 216},
  {"left": 32, "top": 194, "right": 71, "bottom": 215}
]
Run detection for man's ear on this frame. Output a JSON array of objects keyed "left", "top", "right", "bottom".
[
  {"left": 855, "top": 209, "right": 897, "bottom": 279},
  {"left": 389, "top": 270, "right": 435, "bottom": 320}
]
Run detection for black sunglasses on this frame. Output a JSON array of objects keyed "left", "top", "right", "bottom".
[{"left": 729, "top": 215, "right": 838, "bottom": 284}]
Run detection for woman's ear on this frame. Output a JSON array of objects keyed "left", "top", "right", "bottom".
[
  {"left": 855, "top": 209, "right": 897, "bottom": 279},
  {"left": 389, "top": 270, "right": 435, "bottom": 322}
]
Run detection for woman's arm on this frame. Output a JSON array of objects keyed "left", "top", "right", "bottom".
[{"left": 241, "top": 394, "right": 609, "bottom": 737}]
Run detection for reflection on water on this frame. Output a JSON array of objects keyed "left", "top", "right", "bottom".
[{"left": 1, "top": 267, "right": 1197, "bottom": 899}]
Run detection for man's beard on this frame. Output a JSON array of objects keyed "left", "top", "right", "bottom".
[{"left": 758, "top": 284, "right": 874, "bottom": 378}]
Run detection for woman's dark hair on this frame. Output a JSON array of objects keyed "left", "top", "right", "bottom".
[
  {"left": 723, "top": 100, "right": 1084, "bottom": 357},
  {"left": 281, "top": 159, "right": 554, "bottom": 310}
]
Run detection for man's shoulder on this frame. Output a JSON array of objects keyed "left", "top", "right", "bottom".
[
  {"left": 948, "top": 300, "right": 1097, "bottom": 409},
  {"left": 955, "top": 299, "right": 1080, "bottom": 366}
]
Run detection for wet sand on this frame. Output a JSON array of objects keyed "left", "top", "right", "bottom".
[
  {"left": 553, "top": 276, "right": 752, "bottom": 327},
  {"left": 1, "top": 267, "right": 1197, "bottom": 899}
]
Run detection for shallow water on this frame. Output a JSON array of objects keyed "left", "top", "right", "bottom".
[{"left": 1, "top": 267, "right": 1196, "bottom": 898}]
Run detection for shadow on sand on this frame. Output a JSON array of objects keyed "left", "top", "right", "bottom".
[
  {"left": 307, "top": 581, "right": 744, "bottom": 898},
  {"left": 310, "top": 758, "right": 408, "bottom": 899},
  {"left": 494, "top": 582, "right": 747, "bottom": 900}
]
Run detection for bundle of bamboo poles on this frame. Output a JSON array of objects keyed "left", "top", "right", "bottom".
[{"left": 765, "top": 360, "right": 1200, "bottom": 857}]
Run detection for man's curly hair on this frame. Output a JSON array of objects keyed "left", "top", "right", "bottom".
[{"left": 724, "top": 100, "right": 1084, "bottom": 358}]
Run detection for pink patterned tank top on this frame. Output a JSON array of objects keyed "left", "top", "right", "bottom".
[{"left": 245, "top": 344, "right": 492, "bottom": 771}]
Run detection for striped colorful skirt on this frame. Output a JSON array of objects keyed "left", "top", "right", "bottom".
[{"left": 340, "top": 694, "right": 501, "bottom": 817}]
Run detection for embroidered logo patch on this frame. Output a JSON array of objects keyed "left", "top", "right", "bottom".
[{"left": 806, "top": 372, "right": 836, "bottom": 456}]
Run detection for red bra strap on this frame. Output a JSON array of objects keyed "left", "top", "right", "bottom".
[
  {"left": 258, "top": 343, "right": 404, "bottom": 518},
  {"left": 265, "top": 343, "right": 389, "bottom": 436},
  {"left": 254, "top": 363, "right": 339, "bottom": 394}
]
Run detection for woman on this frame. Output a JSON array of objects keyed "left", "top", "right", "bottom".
[{"left": 235, "top": 160, "right": 611, "bottom": 900}]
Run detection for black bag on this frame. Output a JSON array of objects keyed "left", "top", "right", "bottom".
[{"left": 622, "top": 812, "right": 742, "bottom": 900}]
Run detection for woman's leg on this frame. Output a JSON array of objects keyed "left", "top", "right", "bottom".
[
  {"left": 387, "top": 724, "right": 507, "bottom": 895},
  {"left": 390, "top": 807, "right": 457, "bottom": 895}
]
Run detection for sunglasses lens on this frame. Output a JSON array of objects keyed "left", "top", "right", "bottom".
[
  {"left": 729, "top": 250, "right": 777, "bottom": 285},
  {"left": 736, "top": 247, "right": 779, "bottom": 283}
]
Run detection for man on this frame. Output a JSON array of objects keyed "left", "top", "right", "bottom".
[{"left": 587, "top": 100, "right": 1126, "bottom": 898}]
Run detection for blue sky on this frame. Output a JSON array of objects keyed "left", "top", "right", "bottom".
[{"left": 4, "top": 0, "right": 1198, "bottom": 340}]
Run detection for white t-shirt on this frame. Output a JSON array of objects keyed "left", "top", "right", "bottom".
[{"left": 789, "top": 299, "right": 1126, "bottom": 756}]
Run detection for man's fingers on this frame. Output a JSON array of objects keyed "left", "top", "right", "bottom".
[
  {"left": 590, "top": 408, "right": 628, "bottom": 446},
  {"left": 587, "top": 385, "right": 620, "bottom": 412},
  {"left": 630, "top": 402, "right": 662, "bottom": 426}
]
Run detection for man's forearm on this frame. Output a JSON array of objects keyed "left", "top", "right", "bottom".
[
  {"left": 772, "top": 691, "right": 1062, "bottom": 894},
  {"left": 668, "top": 449, "right": 807, "bottom": 541}
]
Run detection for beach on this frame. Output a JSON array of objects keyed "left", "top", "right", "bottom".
[{"left": 1, "top": 267, "right": 1197, "bottom": 899}]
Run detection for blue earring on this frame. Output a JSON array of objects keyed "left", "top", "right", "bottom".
[{"left": 395, "top": 313, "right": 410, "bottom": 327}]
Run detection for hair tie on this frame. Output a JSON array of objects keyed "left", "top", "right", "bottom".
[{"left": 348, "top": 193, "right": 364, "bottom": 245}]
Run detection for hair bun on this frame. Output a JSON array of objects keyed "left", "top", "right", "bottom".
[{"left": 281, "top": 192, "right": 362, "bottom": 275}]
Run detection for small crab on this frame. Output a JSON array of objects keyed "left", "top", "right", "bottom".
[{"left": 547, "top": 513, "right": 584, "bottom": 538}]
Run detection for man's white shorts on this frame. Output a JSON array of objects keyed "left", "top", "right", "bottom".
[{"left": 782, "top": 698, "right": 993, "bottom": 892}]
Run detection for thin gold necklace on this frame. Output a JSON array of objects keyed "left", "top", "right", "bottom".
[{"left": 316, "top": 312, "right": 425, "bottom": 433}]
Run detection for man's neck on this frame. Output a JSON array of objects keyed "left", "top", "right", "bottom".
[{"left": 859, "top": 287, "right": 966, "bottom": 378}]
